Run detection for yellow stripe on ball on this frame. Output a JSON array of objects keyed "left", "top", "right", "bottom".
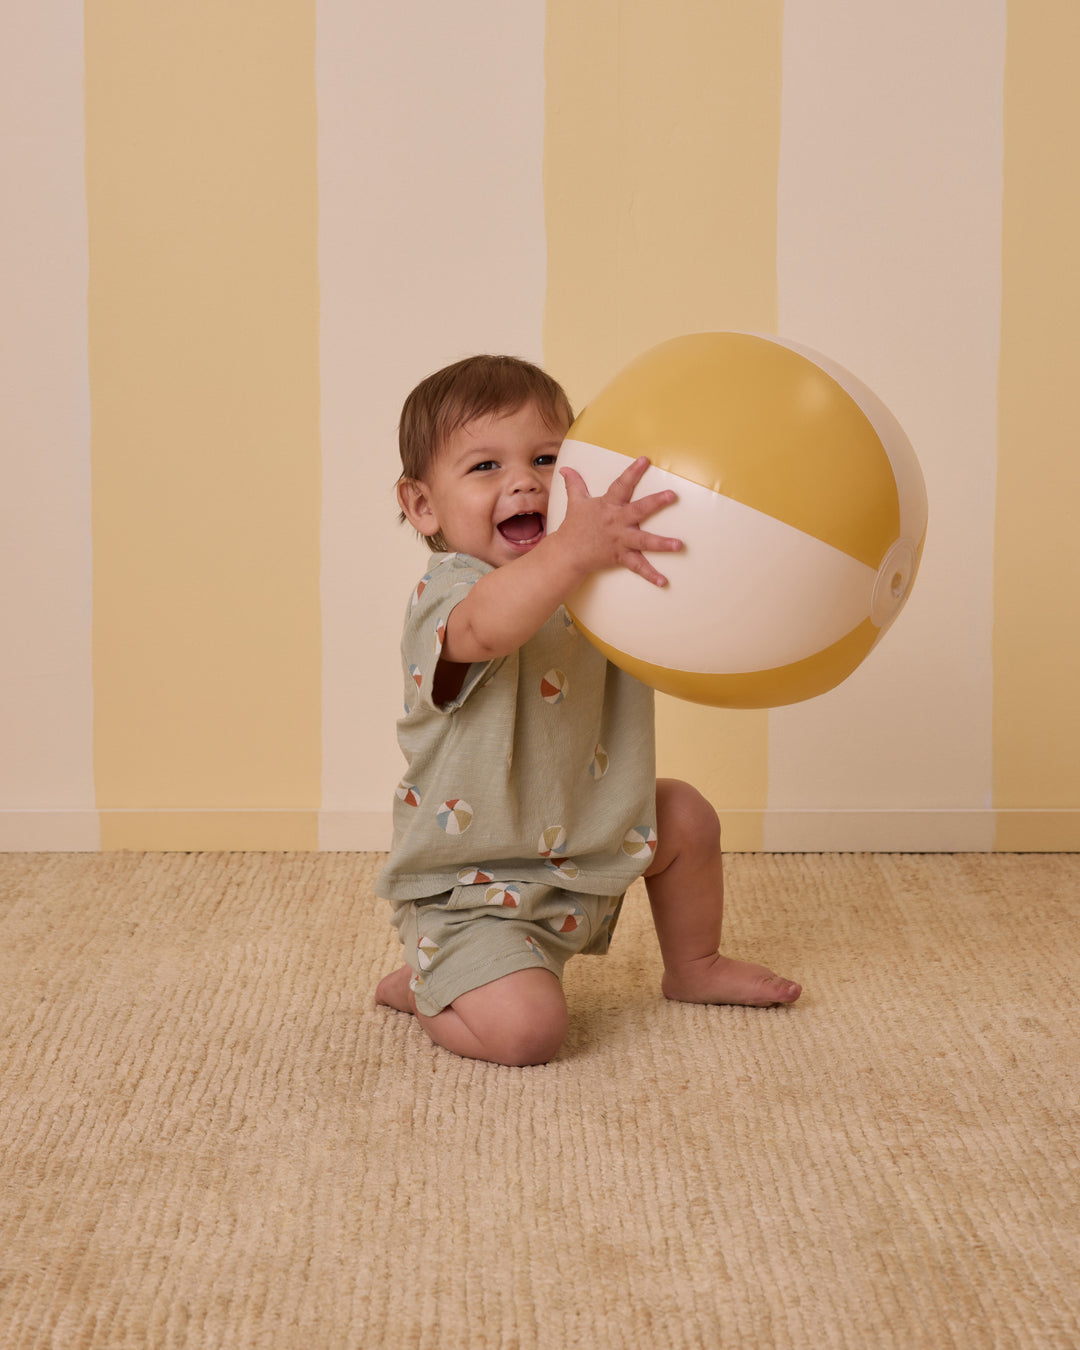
[{"left": 570, "top": 332, "right": 901, "bottom": 570}]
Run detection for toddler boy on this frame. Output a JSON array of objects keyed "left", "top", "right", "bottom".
[{"left": 376, "top": 354, "right": 800, "bottom": 1065}]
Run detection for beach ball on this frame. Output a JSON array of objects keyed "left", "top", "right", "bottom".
[{"left": 545, "top": 332, "right": 927, "bottom": 708}]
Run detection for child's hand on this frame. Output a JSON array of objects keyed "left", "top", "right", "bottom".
[
  {"left": 440, "top": 457, "right": 682, "bottom": 665},
  {"left": 557, "top": 456, "right": 683, "bottom": 587}
]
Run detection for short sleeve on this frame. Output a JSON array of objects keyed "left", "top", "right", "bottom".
[{"left": 402, "top": 553, "right": 504, "bottom": 713}]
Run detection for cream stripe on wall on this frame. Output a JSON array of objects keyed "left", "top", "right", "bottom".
[
  {"left": 544, "top": 0, "right": 784, "bottom": 851},
  {"left": 317, "top": 0, "right": 548, "bottom": 850},
  {"left": 994, "top": 0, "right": 1080, "bottom": 851},
  {"left": 0, "top": 4, "right": 96, "bottom": 851},
  {"left": 768, "top": 0, "right": 1005, "bottom": 851},
  {"left": 86, "top": 2, "right": 322, "bottom": 851}
]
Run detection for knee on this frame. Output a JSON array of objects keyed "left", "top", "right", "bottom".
[
  {"left": 489, "top": 1011, "right": 568, "bottom": 1067},
  {"left": 655, "top": 778, "right": 722, "bottom": 855},
  {"left": 455, "top": 970, "right": 569, "bottom": 1067}
]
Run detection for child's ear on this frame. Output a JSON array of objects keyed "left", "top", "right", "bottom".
[{"left": 397, "top": 478, "right": 441, "bottom": 539}]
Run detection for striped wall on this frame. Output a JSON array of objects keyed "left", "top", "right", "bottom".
[{"left": 1, "top": 0, "right": 1077, "bottom": 852}]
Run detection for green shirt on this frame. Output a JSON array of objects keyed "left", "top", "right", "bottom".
[{"left": 376, "top": 553, "right": 658, "bottom": 903}]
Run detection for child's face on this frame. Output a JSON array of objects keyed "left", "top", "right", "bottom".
[{"left": 402, "top": 401, "right": 568, "bottom": 568}]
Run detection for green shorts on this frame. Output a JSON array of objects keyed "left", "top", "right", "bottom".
[{"left": 390, "top": 880, "right": 624, "bottom": 1017}]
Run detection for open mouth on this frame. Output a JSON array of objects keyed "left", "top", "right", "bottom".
[{"left": 497, "top": 512, "right": 546, "bottom": 545}]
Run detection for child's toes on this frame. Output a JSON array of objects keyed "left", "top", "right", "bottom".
[
  {"left": 758, "top": 972, "right": 801, "bottom": 1005},
  {"left": 375, "top": 965, "right": 416, "bottom": 1013}
]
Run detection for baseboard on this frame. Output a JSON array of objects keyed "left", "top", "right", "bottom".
[
  {"left": 761, "top": 810, "right": 997, "bottom": 853},
  {"left": 0, "top": 811, "right": 102, "bottom": 852},
  {"left": 1, "top": 809, "right": 1077, "bottom": 853},
  {"left": 992, "top": 810, "right": 1080, "bottom": 852},
  {"left": 763, "top": 809, "right": 1080, "bottom": 851},
  {"left": 318, "top": 811, "right": 393, "bottom": 852},
  {"left": 0, "top": 810, "right": 318, "bottom": 852}
]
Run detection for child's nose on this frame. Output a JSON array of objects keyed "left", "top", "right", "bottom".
[{"left": 509, "top": 463, "right": 545, "bottom": 493}]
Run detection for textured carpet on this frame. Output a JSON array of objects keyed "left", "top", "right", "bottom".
[{"left": 1, "top": 851, "right": 1078, "bottom": 1349}]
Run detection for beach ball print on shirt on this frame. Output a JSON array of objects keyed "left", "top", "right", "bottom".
[
  {"left": 524, "top": 935, "right": 550, "bottom": 963},
  {"left": 417, "top": 934, "right": 439, "bottom": 971},
  {"left": 547, "top": 903, "right": 584, "bottom": 935},
  {"left": 622, "top": 826, "right": 658, "bottom": 860},
  {"left": 541, "top": 670, "right": 568, "bottom": 705},
  {"left": 538, "top": 828, "right": 580, "bottom": 880},
  {"left": 457, "top": 866, "right": 494, "bottom": 885},
  {"left": 396, "top": 781, "right": 422, "bottom": 808},
  {"left": 538, "top": 826, "right": 568, "bottom": 858},
  {"left": 484, "top": 883, "right": 521, "bottom": 908},
  {"left": 436, "top": 799, "right": 473, "bottom": 834}
]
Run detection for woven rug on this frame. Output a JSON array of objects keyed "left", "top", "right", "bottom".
[{"left": 1, "top": 851, "right": 1078, "bottom": 1349}]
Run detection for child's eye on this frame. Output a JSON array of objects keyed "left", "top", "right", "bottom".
[
  {"left": 535, "top": 454, "right": 558, "bottom": 467},
  {"left": 470, "top": 461, "right": 497, "bottom": 473}
]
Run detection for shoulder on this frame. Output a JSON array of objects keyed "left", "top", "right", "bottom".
[
  {"left": 406, "top": 552, "right": 493, "bottom": 608},
  {"left": 400, "top": 554, "right": 508, "bottom": 713}
]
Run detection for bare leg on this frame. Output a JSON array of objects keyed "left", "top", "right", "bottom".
[
  {"left": 376, "top": 965, "right": 568, "bottom": 1065},
  {"left": 645, "top": 778, "right": 801, "bottom": 1006}
]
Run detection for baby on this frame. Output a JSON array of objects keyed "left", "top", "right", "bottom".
[{"left": 376, "top": 354, "right": 800, "bottom": 1065}]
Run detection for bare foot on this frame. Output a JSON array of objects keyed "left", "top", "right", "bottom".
[
  {"left": 375, "top": 964, "right": 417, "bottom": 1014},
  {"left": 662, "top": 954, "right": 802, "bottom": 1007}
]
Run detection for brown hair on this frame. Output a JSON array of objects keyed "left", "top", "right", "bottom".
[{"left": 396, "top": 354, "right": 574, "bottom": 550}]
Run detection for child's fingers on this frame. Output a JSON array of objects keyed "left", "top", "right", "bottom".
[
  {"left": 630, "top": 487, "right": 678, "bottom": 520},
  {"left": 605, "top": 455, "right": 652, "bottom": 502},
  {"left": 624, "top": 552, "right": 671, "bottom": 588},
  {"left": 559, "top": 465, "right": 589, "bottom": 498},
  {"left": 634, "top": 530, "right": 684, "bottom": 555}
]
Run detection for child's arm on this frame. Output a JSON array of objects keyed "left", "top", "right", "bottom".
[{"left": 443, "top": 456, "right": 681, "bottom": 664}]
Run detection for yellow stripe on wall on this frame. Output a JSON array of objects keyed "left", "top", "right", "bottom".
[
  {"left": 995, "top": 0, "right": 1080, "bottom": 851},
  {"left": 86, "top": 2, "right": 322, "bottom": 850},
  {"left": 544, "top": 0, "right": 783, "bottom": 848}
]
